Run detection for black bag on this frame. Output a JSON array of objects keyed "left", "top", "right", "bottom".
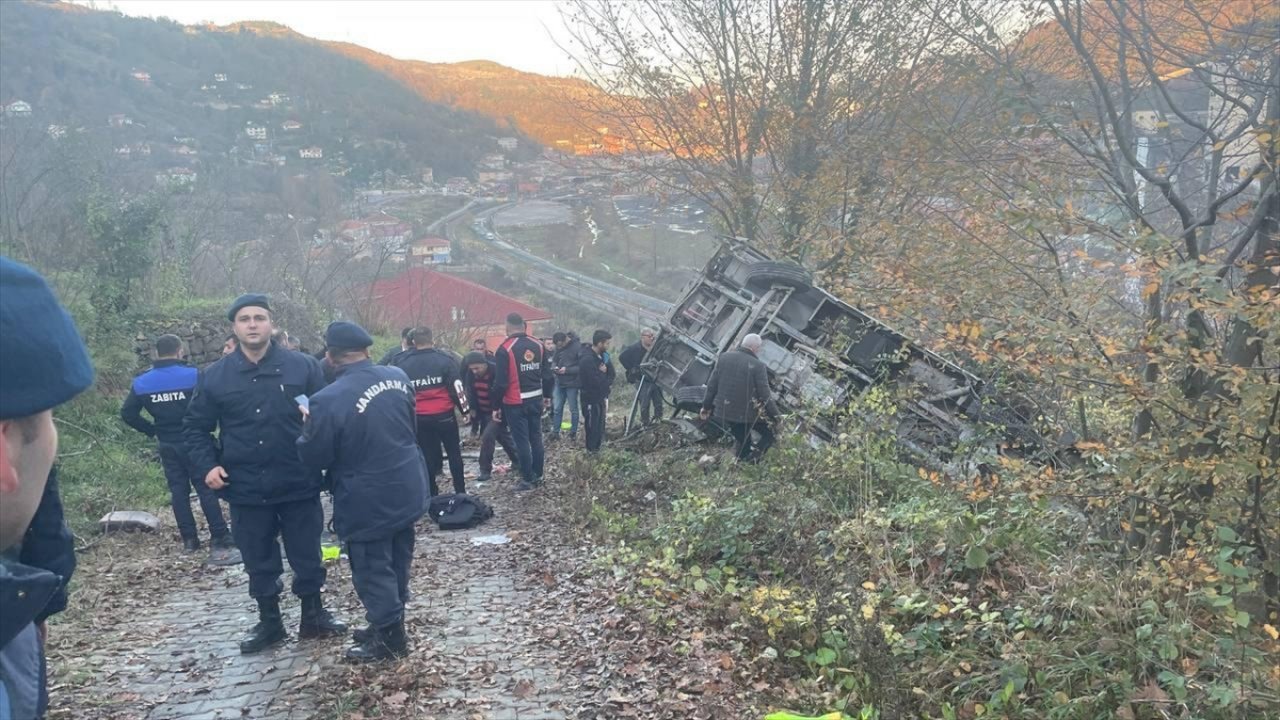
[{"left": 427, "top": 494, "right": 494, "bottom": 530}]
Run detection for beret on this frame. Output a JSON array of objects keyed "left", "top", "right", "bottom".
[
  {"left": 227, "top": 293, "right": 271, "bottom": 322},
  {"left": 325, "top": 321, "right": 373, "bottom": 349},
  {"left": 462, "top": 351, "right": 488, "bottom": 367},
  {"left": 0, "top": 257, "right": 94, "bottom": 419}
]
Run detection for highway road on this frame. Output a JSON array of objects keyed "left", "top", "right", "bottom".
[{"left": 441, "top": 201, "right": 674, "bottom": 329}]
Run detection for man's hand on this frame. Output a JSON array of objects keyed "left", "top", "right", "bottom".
[
  {"left": 299, "top": 404, "right": 310, "bottom": 421},
  {"left": 205, "top": 466, "right": 229, "bottom": 490},
  {"left": 543, "top": 397, "right": 552, "bottom": 410},
  {"left": 556, "top": 366, "right": 566, "bottom": 375},
  {"left": 698, "top": 409, "right": 710, "bottom": 421},
  {"left": 460, "top": 414, "right": 471, "bottom": 426},
  {"left": 493, "top": 408, "right": 503, "bottom": 423}
]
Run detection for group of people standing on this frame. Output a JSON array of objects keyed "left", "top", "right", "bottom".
[
  {"left": 0, "top": 248, "right": 784, "bottom": 718},
  {"left": 113, "top": 297, "right": 644, "bottom": 668}
]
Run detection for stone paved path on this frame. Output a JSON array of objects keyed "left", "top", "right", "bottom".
[{"left": 48, "top": 453, "right": 579, "bottom": 720}]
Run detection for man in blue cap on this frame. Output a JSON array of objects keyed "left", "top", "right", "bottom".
[
  {"left": 184, "top": 293, "right": 347, "bottom": 654},
  {"left": 121, "top": 334, "right": 236, "bottom": 558},
  {"left": 0, "top": 256, "right": 94, "bottom": 719},
  {"left": 298, "top": 321, "right": 428, "bottom": 661}
]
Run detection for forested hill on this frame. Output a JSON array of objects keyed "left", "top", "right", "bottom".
[
  {"left": 318, "top": 48, "right": 608, "bottom": 148},
  {"left": 0, "top": 1, "right": 512, "bottom": 178},
  {"left": 206, "top": 19, "right": 606, "bottom": 148}
]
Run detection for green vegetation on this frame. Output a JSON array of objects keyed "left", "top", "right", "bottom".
[{"left": 559, "top": 395, "right": 1279, "bottom": 719}]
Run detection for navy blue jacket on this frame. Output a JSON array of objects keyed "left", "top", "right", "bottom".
[
  {"left": 17, "top": 468, "right": 75, "bottom": 624},
  {"left": 183, "top": 345, "right": 327, "bottom": 506},
  {"left": 120, "top": 358, "right": 198, "bottom": 444},
  {"left": 0, "top": 557, "right": 58, "bottom": 720},
  {"left": 0, "top": 469, "right": 74, "bottom": 719},
  {"left": 296, "top": 360, "right": 428, "bottom": 542}
]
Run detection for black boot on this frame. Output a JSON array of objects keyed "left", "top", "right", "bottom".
[
  {"left": 345, "top": 621, "right": 408, "bottom": 662},
  {"left": 182, "top": 537, "right": 201, "bottom": 553},
  {"left": 210, "top": 533, "right": 236, "bottom": 551},
  {"left": 352, "top": 625, "right": 373, "bottom": 644},
  {"left": 299, "top": 593, "right": 347, "bottom": 639},
  {"left": 239, "top": 596, "right": 287, "bottom": 654}
]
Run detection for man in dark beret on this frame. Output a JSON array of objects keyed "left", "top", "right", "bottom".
[
  {"left": 184, "top": 293, "right": 347, "bottom": 654},
  {"left": 0, "top": 256, "right": 94, "bottom": 719},
  {"left": 298, "top": 322, "right": 428, "bottom": 661}
]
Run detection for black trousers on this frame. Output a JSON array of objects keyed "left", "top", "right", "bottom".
[
  {"left": 505, "top": 400, "right": 545, "bottom": 483},
  {"left": 416, "top": 414, "right": 466, "bottom": 496},
  {"left": 727, "top": 420, "right": 775, "bottom": 462},
  {"left": 158, "top": 442, "right": 228, "bottom": 542},
  {"left": 229, "top": 495, "right": 326, "bottom": 599},
  {"left": 348, "top": 525, "right": 415, "bottom": 629},
  {"left": 583, "top": 399, "right": 606, "bottom": 452},
  {"left": 477, "top": 414, "right": 516, "bottom": 475},
  {"left": 637, "top": 380, "right": 664, "bottom": 425}
]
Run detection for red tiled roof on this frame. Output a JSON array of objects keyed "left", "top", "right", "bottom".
[
  {"left": 361, "top": 267, "right": 551, "bottom": 331},
  {"left": 413, "top": 236, "right": 451, "bottom": 248}
]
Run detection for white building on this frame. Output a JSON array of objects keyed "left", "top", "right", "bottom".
[
  {"left": 299, "top": 146, "right": 323, "bottom": 159},
  {"left": 245, "top": 124, "right": 268, "bottom": 140},
  {"left": 4, "top": 100, "right": 33, "bottom": 118}
]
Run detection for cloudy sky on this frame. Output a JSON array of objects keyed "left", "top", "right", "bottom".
[{"left": 83, "top": 1, "right": 579, "bottom": 76}]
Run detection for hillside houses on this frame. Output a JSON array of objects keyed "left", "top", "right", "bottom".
[
  {"left": 299, "top": 146, "right": 323, "bottom": 159},
  {"left": 131, "top": 69, "right": 152, "bottom": 85},
  {"left": 155, "top": 167, "right": 197, "bottom": 189},
  {"left": 327, "top": 213, "right": 415, "bottom": 260},
  {"left": 281, "top": 120, "right": 303, "bottom": 131},
  {"left": 408, "top": 236, "right": 451, "bottom": 266},
  {"left": 4, "top": 100, "right": 32, "bottom": 118},
  {"left": 245, "top": 124, "right": 268, "bottom": 140}
]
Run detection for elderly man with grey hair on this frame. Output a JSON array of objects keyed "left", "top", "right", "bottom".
[
  {"left": 699, "top": 333, "right": 780, "bottom": 462},
  {"left": 619, "top": 327, "right": 663, "bottom": 426}
]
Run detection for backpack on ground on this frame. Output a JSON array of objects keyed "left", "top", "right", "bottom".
[{"left": 427, "top": 494, "right": 494, "bottom": 530}]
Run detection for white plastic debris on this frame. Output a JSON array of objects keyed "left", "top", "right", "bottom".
[{"left": 470, "top": 534, "right": 511, "bottom": 545}]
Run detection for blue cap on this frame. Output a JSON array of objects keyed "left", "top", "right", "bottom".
[
  {"left": 324, "top": 321, "right": 373, "bottom": 349},
  {"left": 0, "top": 257, "right": 95, "bottom": 419},
  {"left": 227, "top": 293, "right": 271, "bottom": 322}
]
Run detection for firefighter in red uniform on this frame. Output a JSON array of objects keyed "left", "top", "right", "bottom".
[
  {"left": 390, "top": 327, "right": 470, "bottom": 496},
  {"left": 492, "top": 313, "right": 554, "bottom": 491}
]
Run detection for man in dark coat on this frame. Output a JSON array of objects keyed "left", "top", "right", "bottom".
[
  {"left": 699, "top": 333, "right": 780, "bottom": 462},
  {"left": 121, "top": 334, "right": 234, "bottom": 556},
  {"left": 391, "top": 327, "right": 470, "bottom": 496},
  {"left": 549, "top": 331, "right": 584, "bottom": 441},
  {"left": 462, "top": 352, "right": 517, "bottom": 483},
  {"left": 493, "top": 314, "right": 554, "bottom": 491},
  {"left": 378, "top": 328, "right": 414, "bottom": 365},
  {"left": 184, "top": 294, "right": 347, "bottom": 654},
  {"left": 298, "top": 322, "right": 428, "bottom": 661},
  {"left": 0, "top": 256, "right": 94, "bottom": 719},
  {"left": 579, "top": 330, "right": 616, "bottom": 453},
  {"left": 619, "top": 327, "right": 663, "bottom": 426}
]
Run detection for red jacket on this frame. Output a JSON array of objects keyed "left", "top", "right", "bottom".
[
  {"left": 493, "top": 333, "right": 553, "bottom": 406},
  {"left": 391, "top": 348, "right": 468, "bottom": 418}
]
